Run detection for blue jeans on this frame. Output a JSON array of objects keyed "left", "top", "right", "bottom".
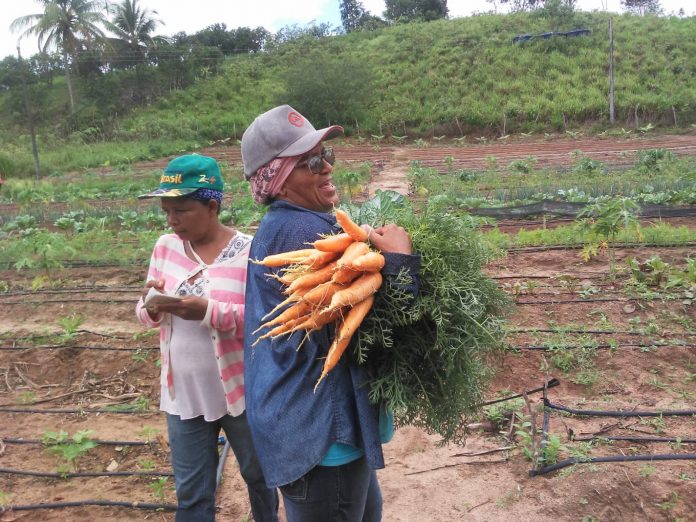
[
  {"left": 279, "top": 457, "right": 383, "bottom": 522},
  {"left": 167, "top": 412, "right": 279, "bottom": 522}
]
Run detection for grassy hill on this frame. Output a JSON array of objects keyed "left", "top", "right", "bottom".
[{"left": 1, "top": 11, "right": 695, "bottom": 176}]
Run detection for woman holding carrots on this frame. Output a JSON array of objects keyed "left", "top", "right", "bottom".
[
  {"left": 134, "top": 154, "right": 278, "bottom": 522},
  {"left": 241, "top": 105, "right": 421, "bottom": 521}
]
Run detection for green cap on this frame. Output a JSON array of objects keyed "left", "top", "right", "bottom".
[{"left": 138, "top": 154, "right": 223, "bottom": 198}]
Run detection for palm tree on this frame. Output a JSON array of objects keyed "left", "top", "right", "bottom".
[
  {"left": 105, "top": 0, "right": 168, "bottom": 66},
  {"left": 11, "top": 0, "right": 108, "bottom": 113}
]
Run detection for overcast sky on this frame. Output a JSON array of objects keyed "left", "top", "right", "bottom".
[{"left": 2, "top": 0, "right": 693, "bottom": 59}]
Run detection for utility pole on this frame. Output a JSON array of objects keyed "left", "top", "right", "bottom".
[
  {"left": 17, "top": 45, "right": 41, "bottom": 180},
  {"left": 609, "top": 17, "right": 615, "bottom": 125}
]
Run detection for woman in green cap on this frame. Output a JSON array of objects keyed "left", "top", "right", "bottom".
[{"left": 135, "top": 154, "right": 278, "bottom": 522}]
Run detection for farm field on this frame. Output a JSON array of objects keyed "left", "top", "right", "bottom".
[{"left": 0, "top": 135, "right": 694, "bottom": 521}]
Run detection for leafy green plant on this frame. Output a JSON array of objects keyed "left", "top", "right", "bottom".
[
  {"left": 577, "top": 197, "right": 641, "bottom": 273},
  {"left": 56, "top": 313, "right": 83, "bottom": 342},
  {"left": 137, "top": 459, "right": 157, "bottom": 471},
  {"left": 42, "top": 429, "right": 98, "bottom": 472},
  {"left": 138, "top": 425, "right": 160, "bottom": 441},
  {"left": 483, "top": 397, "right": 525, "bottom": 430},
  {"left": 148, "top": 477, "right": 170, "bottom": 501},
  {"left": 0, "top": 490, "right": 11, "bottom": 509}
]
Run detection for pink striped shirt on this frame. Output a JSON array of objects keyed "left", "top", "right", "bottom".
[{"left": 135, "top": 232, "right": 252, "bottom": 417}]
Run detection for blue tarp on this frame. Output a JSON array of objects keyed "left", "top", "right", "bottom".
[{"left": 513, "top": 28, "right": 591, "bottom": 44}]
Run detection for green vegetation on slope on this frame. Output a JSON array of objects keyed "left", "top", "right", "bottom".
[{"left": 1, "top": 12, "right": 695, "bottom": 176}]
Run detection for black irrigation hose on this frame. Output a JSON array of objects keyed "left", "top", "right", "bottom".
[
  {"left": 1, "top": 437, "right": 154, "bottom": 446},
  {"left": 530, "top": 453, "right": 696, "bottom": 476},
  {"left": 477, "top": 378, "right": 560, "bottom": 407},
  {"left": 493, "top": 273, "right": 605, "bottom": 280},
  {"left": 506, "top": 242, "right": 696, "bottom": 254},
  {"left": 544, "top": 398, "right": 696, "bottom": 417},
  {"left": 0, "top": 287, "right": 140, "bottom": 296},
  {"left": 0, "top": 467, "right": 173, "bottom": 478},
  {"left": 0, "top": 299, "right": 137, "bottom": 305},
  {"left": 573, "top": 435, "right": 696, "bottom": 444},
  {"left": 1, "top": 345, "right": 156, "bottom": 352},
  {"left": 509, "top": 328, "right": 696, "bottom": 337},
  {"left": 0, "top": 407, "right": 158, "bottom": 415},
  {"left": 518, "top": 343, "right": 695, "bottom": 350},
  {"left": 1, "top": 437, "right": 224, "bottom": 447},
  {"left": 6, "top": 500, "right": 177, "bottom": 512},
  {"left": 516, "top": 297, "right": 631, "bottom": 305}
]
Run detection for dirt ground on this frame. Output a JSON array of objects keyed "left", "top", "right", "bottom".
[{"left": 0, "top": 137, "right": 695, "bottom": 521}]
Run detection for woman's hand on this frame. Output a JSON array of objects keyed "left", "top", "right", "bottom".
[
  {"left": 150, "top": 296, "right": 208, "bottom": 321},
  {"left": 142, "top": 278, "right": 165, "bottom": 300},
  {"left": 363, "top": 223, "right": 412, "bottom": 255}
]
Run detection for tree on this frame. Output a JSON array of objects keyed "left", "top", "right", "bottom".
[
  {"left": 621, "top": 0, "right": 662, "bottom": 15},
  {"left": 340, "top": 0, "right": 368, "bottom": 32},
  {"left": 281, "top": 49, "right": 376, "bottom": 129},
  {"left": 11, "top": 0, "right": 108, "bottom": 113},
  {"left": 383, "top": 0, "right": 449, "bottom": 22},
  {"left": 105, "top": 0, "right": 168, "bottom": 66}
]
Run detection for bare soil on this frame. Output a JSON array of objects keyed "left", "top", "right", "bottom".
[{"left": 0, "top": 138, "right": 694, "bottom": 521}]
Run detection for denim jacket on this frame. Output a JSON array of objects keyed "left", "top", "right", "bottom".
[{"left": 244, "top": 200, "right": 420, "bottom": 487}]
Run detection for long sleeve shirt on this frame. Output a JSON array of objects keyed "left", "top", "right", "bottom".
[
  {"left": 136, "top": 232, "right": 252, "bottom": 416},
  {"left": 243, "top": 201, "right": 420, "bottom": 487}
]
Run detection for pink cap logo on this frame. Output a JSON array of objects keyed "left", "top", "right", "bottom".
[{"left": 288, "top": 111, "right": 304, "bottom": 127}]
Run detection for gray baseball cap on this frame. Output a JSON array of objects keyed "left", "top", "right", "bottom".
[{"left": 241, "top": 105, "right": 343, "bottom": 179}]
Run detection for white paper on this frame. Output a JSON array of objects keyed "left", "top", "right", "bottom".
[{"left": 143, "top": 287, "right": 183, "bottom": 309}]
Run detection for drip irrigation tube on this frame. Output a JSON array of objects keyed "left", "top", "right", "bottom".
[
  {"left": 477, "top": 378, "right": 560, "bottom": 407},
  {"left": 0, "top": 299, "right": 137, "bottom": 305},
  {"left": 0, "top": 345, "right": 156, "bottom": 352},
  {"left": 518, "top": 343, "right": 695, "bottom": 351},
  {"left": 0, "top": 407, "right": 158, "bottom": 415},
  {"left": 544, "top": 399, "right": 696, "bottom": 417},
  {"left": 0, "top": 437, "right": 224, "bottom": 447},
  {"left": 572, "top": 435, "right": 696, "bottom": 444},
  {"left": 506, "top": 241, "right": 696, "bottom": 253},
  {"left": 516, "top": 297, "right": 630, "bottom": 305},
  {"left": 0, "top": 467, "right": 173, "bottom": 478},
  {"left": 1, "top": 437, "right": 153, "bottom": 446},
  {"left": 509, "top": 328, "right": 696, "bottom": 337},
  {"left": 216, "top": 440, "right": 231, "bottom": 489},
  {"left": 530, "top": 453, "right": 696, "bottom": 476},
  {"left": 6, "top": 499, "right": 177, "bottom": 512}
]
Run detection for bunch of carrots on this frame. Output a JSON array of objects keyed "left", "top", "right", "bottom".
[{"left": 252, "top": 209, "right": 385, "bottom": 390}]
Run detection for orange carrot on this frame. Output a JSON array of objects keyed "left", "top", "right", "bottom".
[
  {"left": 285, "top": 262, "right": 337, "bottom": 294},
  {"left": 252, "top": 248, "right": 317, "bottom": 267},
  {"left": 325, "top": 272, "right": 382, "bottom": 312},
  {"left": 313, "top": 232, "right": 354, "bottom": 253},
  {"left": 313, "top": 296, "right": 374, "bottom": 391},
  {"left": 286, "top": 306, "right": 345, "bottom": 337},
  {"left": 336, "top": 241, "right": 369, "bottom": 269},
  {"left": 261, "top": 287, "right": 310, "bottom": 320},
  {"left": 302, "top": 282, "right": 346, "bottom": 307},
  {"left": 331, "top": 265, "right": 363, "bottom": 285},
  {"left": 335, "top": 209, "right": 368, "bottom": 242},
  {"left": 253, "top": 316, "right": 309, "bottom": 346},
  {"left": 302, "top": 250, "right": 341, "bottom": 270},
  {"left": 255, "top": 299, "right": 313, "bottom": 333},
  {"left": 349, "top": 251, "right": 385, "bottom": 272}
]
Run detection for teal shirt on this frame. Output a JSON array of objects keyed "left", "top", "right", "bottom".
[{"left": 319, "top": 407, "right": 395, "bottom": 466}]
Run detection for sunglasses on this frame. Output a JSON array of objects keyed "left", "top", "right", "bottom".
[{"left": 298, "top": 147, "right": 335, "bottom": 174}]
